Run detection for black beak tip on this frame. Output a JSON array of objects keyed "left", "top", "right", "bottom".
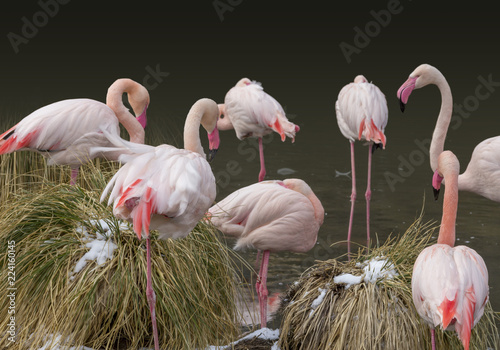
[
  {"left": 399, "top": 99, "right": 406, "bottom": 113},
  {"left": 372, "top": 143, "right": 383, "bottom": 154},
  {"left": 208, "top": 149, "right": 218, "bottom": 163},
  {"left": 433, "top": 187, "right": 440, "bottom": 201}
]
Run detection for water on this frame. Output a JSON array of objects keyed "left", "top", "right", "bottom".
[{"left": 207, "top": 102, "right": 500, "bottom": 327}]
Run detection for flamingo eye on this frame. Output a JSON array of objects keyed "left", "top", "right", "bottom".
[{"left": 220, "top": 115, "right": 224, "bottom": 119}]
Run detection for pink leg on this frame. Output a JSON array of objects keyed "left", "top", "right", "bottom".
[
  {"left": 254, "top": 250, "right": 262, "bottom": 290},
  {"left": 146, "top": 237, "right": 160, "bottom": 350},
  {"left": 256, "top": 250, "right": 270, "bottom": 328},
  {"left": 431, "top": 328, "right": 436, "bottom": 350},
  {"left": 70, "top": 167, "right": 79, "bottom": 186},
  {"left": 365, "top": 143, "right": 372, "bottom": 253},
  {"left": 347, "top": 141, "right": 356, "bottom": 261},
  {"left": 258, "top": 137, "right": 266, "bottom": 182}
]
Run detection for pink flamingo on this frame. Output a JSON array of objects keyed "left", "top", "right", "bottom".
[
  {"left": 217, "top": 78, "right": 300, "bottom": 182},
  {"left": 397, "top": 63, "right": 500, "bottom": 202},
  {"left": 0, "top": 78, "right": 149, "bottom": 184},
  {"left": 100, "top": 98, "right": 219, "bottom": 350},
  {"left": 335, "top": 75, "right": 388, "bottom": 258},
  {"left": 412, "top": 151, "right": 489, "bottom": 350},
  {"left": 208, "top": 178, "right": 324, "bottom": 328}
]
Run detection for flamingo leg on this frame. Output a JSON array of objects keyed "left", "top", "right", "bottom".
[
  {"left": 365, "top": 143, "right": 372, "bottom": 253},
  {"left": 254, "top": 250, "right": 262, "bottom": 287},
  {"left": 70, "top": 167, "right": 79, "bottom": 186},
  {"left": 258, "top": 137, "right": 266, "bottom": 182},
  {"left": 146, "top": 237, "right": 160, "bottom": 350},
  {"left": 347, "top": 141, "right": 356, "bottom": 260},
  {"left": 257, "top": 250, "right": 270, "bottom": 328},
  {"left": 431, "top": 328, "right": 436, "bottom": 350}
]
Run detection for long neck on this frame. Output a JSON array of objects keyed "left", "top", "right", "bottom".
[
  {"left": 429, "top": 76, "right": 453, "bottom": 172},
  {"left": 437, "top": 168, "right": 458, "bottom": 246},
  {"left": 184, "top": 99, "right": 216, "bottom": 157},
  {"left": 106, "top": 81, "right": 145, "bottom": 144}
]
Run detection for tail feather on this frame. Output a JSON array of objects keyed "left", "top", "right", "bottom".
[
  {"left": 273, "top": 111, "right": 298, "bottom": 142},
  {"left": 439, "top": 295, "right": 457, "bottom": 329},
  {"left": 358, "top": 118, "right": 386, "bottom": 148},
  {"left": 455, "top": 287, "right": 476, "bottom": 350},
  {"left": 0, "top": 130, "right": 36, "bottom": 154}
]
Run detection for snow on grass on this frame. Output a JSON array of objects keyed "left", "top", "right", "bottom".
[
  {"left": 70, "top": 219, "right": 123, "bottom": 280},
  {"left": 309, "top": 287, "right": 328, "bottom": 317},
  {"left": 203, "top": 328, "right": 280, "bottom": 349},
  {"left": 333, "top": 257, "right": 398, "bottom": 290}
]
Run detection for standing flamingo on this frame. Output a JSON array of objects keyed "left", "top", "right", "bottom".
[
  {"left": 412, "top": 151, "right": 489, "bottom": 350},
  {"left": 0, "top": 78, "right": 149, "bottom": 184},
  {"left": 335, "top": 75, "right": 388, "bottom": 258},
  {"left": 99, "top": 98, "right": 219, "bottom": 350},
  {"left": 208, "top": 178, "right": 324, "bottom": 328},
  {"left": 397, "top": 63, "right": 500, "bottom": 202},
  {"left": 217, "top": 78, "right": 300, "bottom": 182}
]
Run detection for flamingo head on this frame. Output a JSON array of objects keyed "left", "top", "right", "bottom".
[
  {"left": 397, "top": 64, "right": 440, "bottom": 113},
  {"left": 235, "top": 78, "right": 252, "bottom": 87},
  {"left": 354, "top": 75, "right": 368, "bottom": 83},
  {"left": 129, "top": 85, "right": 150, "bottom": 129}
]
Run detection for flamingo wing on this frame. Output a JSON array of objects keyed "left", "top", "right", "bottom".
[
  {"left": 0, "top": 99, "right": 119, "bottom": 164},
  {"left": 412, "top": 244, "right": 489, "bottom": 350},
  {"left": 209, "top": 180, "right": 317, "bottom": 253},
  {"left": 224, "top": 81, "right": 298, "bottom": 141},
  {"left": 103, "top": 144, "right": 216, "bottom": 240},
  {"left": 336, "top": 81, "right": 388, "bottom": 147}
]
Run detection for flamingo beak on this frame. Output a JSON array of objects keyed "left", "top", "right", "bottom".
[
  {"left": 207, "top": 128, "right": 220, "bottom": 163},
  {"left": 397, "top": 76, "right": 417, "bottom": 113},
  {"left": 432, "top": 171, "right": 444, "bottom": 201},
  {"left": 137, "top": 104, "right": 148, "bottom": 129}
]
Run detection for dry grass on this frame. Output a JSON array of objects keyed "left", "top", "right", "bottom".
[
  {"left": 278, "top": 214, "right": 500, "bottom": 350},
  {"left": 0, "top": 165, "right": 242, "bottom": 349}
]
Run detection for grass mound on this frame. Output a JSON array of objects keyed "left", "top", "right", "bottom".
[
  {"left": 0, "top": 177, "right": 240, "bottom": 349},
  {"left": 278, "top": 214, "right": 500, "bottom": 350}
]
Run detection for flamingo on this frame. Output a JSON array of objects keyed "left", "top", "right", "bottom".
[
  {"left": 0, "top": 78, "right": 149, "bottom": 184},
  {"left": 397, "top": 63, "right": 500, "bottom": 202},
  {"left": 335, "top": 75, "right": 388, "bottom": 258},
  {"left": 208, "top": 178, "right": 324, "bottom": 328},
  {"left": 412, "top": 151, "right": 489, "bottom": 350},
  {"left": 217, "top": 78, "right": 300, "bottom": 182},
  {"left": 99, "top": 98, "right": 220, "bottom": 350}
]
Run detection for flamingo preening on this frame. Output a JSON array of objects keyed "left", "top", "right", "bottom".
[
  {"left": 335, "top": 75, "right": 388, "bottom": 258},
  {"left": 0, "top": 78, "right": 149, "bottom": 184}
]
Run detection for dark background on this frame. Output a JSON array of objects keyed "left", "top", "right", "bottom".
[
  {"left": 2, "top": 1, "right": 499, "bottom": 139},
  {"left": 2, "top": 0, "right": 500, "bottom": 321}
]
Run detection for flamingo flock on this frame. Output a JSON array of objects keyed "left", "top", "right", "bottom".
[{"left": 0, "top": 66, "right": 493, "bottom": 350}]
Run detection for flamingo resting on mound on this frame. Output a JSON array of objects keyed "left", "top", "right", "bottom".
[
  {"left": 217, "top": 78, "right": 300, "bottom": 182},
  {"left": 0, "top": 78, "right": 149, "bottom": 185},
  {"left": 397, "top": 63, "right": 500, "bottom": 202},
  {"left": 335, "top": 75, "right": 388, "bottom": 258},
  {"left": 98, "top": 98, "right": 220, "bottom": 350},
  {"left": 208, "top": 178, "right": 324, "bottom": 328},
  {"left": 412, "top": 151, "right": 489, "bottom": 350}
]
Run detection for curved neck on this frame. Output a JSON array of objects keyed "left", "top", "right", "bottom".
[
  {"left": 437, "top": 167, "right": 458, "bottom": 247},
  {"left": 429, "top": 76, "right": 453, "bottom": 172},
  {"left": 183, "top": 99, "right": 218, "bottom": 158},
  {"left": 106, "top": 80, "right": 145, "bottom": 144}
]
